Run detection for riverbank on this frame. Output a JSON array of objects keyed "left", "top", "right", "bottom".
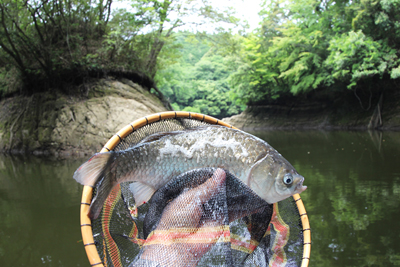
[
  {"left": 1, "top": 79, "right": 400, "bottom": 157},
  {"left": 223, "top": 88, "right": 400, "bottom": 131},
  {"left": 0, "top": 78, "right": 168, "bottom": 157}
]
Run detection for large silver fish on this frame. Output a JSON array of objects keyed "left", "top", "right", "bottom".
[{"left": 74, "top": 125, "right": 307, "bottom": 219}]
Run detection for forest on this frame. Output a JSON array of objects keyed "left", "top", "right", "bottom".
[{"left": 1, "top": 0, "right": 399, "bottom": 118}]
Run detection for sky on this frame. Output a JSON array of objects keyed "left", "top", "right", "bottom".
[
  {"left": 213, "top": 0, "right": 264, "bottom": 31},
  {"left": 113, "top": 0, "right": 265, "bottom": 32}
]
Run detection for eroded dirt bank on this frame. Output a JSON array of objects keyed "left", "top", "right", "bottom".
[
  {"left": 223, "top": 89, "right": 400, "bottom": 131},
  {"left": 0, "top": 78, "right": 168, "bottom": 157}
]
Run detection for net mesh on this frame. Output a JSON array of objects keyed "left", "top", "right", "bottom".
[{"left": 90, "top": 118, "right": 304, "bottom": 267}]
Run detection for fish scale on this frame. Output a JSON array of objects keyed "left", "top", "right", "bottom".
[{"left": 73, "top": 125, "right": 307, "bottom": 219}]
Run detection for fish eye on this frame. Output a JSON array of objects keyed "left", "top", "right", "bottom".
[{"left": 283, "top": 173, "right": 293, "bottom": 185}]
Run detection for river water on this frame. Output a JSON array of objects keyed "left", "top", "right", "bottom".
[{"left": 0, "top": 130, "right": 399, "bottom": 266}]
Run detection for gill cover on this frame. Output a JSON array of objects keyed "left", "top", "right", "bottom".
[
  {"left": 247, "top": 153, "right": 305, "bottom": 204},
  {"left": 247, "top": 154, "right": 280, "bottom": 204}
]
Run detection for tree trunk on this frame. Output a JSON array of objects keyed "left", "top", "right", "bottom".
[
  {"left": 145, "top": 38, "right": 165, "bottom": 78},
  {"left": 367, "top": 92, "right": 383, "bottom": 129}
]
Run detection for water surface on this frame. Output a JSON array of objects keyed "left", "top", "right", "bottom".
[
  {"left": 252, "top": 130, "right": 400, "bottom": 267},
  {"left": 0, "top": 156, "right": 86, "bottom": 266},
  {"left": 0, "top": 130, "right": 399, "bottom": 266}
]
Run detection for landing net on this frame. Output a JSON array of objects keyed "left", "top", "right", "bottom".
[{"left": 79, "top": 111, "right": 311, "bottom": 267}]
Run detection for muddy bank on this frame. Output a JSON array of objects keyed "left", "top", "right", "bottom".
[{"left": 0, "top": 78, "right": 169, "bottom": 157}]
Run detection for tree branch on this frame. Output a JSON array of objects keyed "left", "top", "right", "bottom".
[{"left": 0, "top": 6, "right": 26, "bottom": 72}]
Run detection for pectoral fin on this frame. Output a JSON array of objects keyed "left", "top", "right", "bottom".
[{"left": 129, "top": 182, "right": 156, "bottom": 206}]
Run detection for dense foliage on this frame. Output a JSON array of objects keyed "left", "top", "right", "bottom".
[
  {"left": 157, "top": 33, "right": 245, "bottom": 118},
  {"left": 0, "top": 0, "right": 234, "bottom": 95},
  {"left": 0, "top": 0, "right": 113, "bottom": 94},
  {"left": 229, "top": 0, "right": 400, "bottom": 105},
  {"left": 1, "top": 0, "right": 399, "bottom": 117}
]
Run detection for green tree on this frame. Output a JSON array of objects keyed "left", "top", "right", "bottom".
[
  {"left": 229, "top": 0, "right": 400, "bottom": 106},
  {"left": 351, "top": 0, "right": 400, "bottom": 48},
  {"left": 0, "top": 0, "right": 236, "bottom": 95},
  {"left": 108, "top": 0, "right": 238, "bottom": 78},
  {"left": 325, "top": 30, "right": 400, "bottom": 89},
  {"left": 157, "top": 32, "right": 245, "bottom": 118},
  {"left": 0, "top": 0, "right": 112, "bottom": 93}
]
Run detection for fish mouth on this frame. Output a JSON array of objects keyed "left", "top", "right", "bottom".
[{"left": 295, "top": 177, "right": 307, "bottom": 193}]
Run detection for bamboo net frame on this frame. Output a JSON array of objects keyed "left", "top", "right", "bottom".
[{"left": 79, "top": 111, "right": 311, "bottom": 267}]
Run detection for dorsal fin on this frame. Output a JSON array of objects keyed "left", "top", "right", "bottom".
[
  {"left": 138, "top": 131, "right": 184, "bottom": 144},
  {"left": 137, "top": 126, "right": 211, "bottom": 144}
]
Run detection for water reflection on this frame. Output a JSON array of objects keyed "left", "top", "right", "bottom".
[
  {"left": 252, "top": 130, "right": 400, "bottom": 267},
  {"left": 0, "top": 131, "right": 399, "bottom": 266},
  {"left": 0, "top": 155, "right": 87, "bottom": 266}
]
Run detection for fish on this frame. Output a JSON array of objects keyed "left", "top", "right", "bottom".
[{"left": 74, "top": 125, "right": 307, "bottom": 219}]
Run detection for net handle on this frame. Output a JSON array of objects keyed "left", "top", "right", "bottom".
[
  {"left": 79, "top": 111, "right": 311, "bottom": 267},
  {"left": 294, "top": 194, "right": 311, "bottom": 267}
]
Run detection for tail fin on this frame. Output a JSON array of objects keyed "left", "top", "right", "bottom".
[{"left": 73, "top": 152, "right": 115, "bottom": 219}]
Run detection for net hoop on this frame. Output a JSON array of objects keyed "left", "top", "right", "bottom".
[{"left": 79, "top": 111, "right": 311, "bottom": 267}]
